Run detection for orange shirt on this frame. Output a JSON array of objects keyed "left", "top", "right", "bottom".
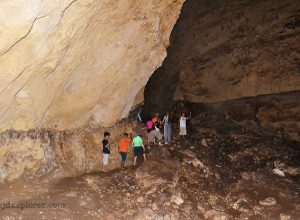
[
  {"left": 152, "top": 117, "right": 158, "bottom": 124},
  {"left": 117, "top": 137, "right": 131, "bottom": 153}
]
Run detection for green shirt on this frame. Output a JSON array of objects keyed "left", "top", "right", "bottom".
[{"left": 133, "top": 136, "right": 143, "bottom": 147}]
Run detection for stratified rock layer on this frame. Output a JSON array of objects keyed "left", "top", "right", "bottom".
[
  {"left": 0, "top": 0, "right": 184, "bottom": 131},
  {"left": 0, "top": 119, "right": 137, "bottom": 182}
]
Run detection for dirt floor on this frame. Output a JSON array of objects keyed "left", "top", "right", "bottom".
[{"left": 0, "top": 116, "right": 300, "bottom": 220}]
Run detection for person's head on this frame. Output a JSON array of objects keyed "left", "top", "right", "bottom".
[
  {"left": 166, "top": 112, "right": 169, "bottom": 116},
  {"left": 147, "top": 117, "right": 152, "bottom": 122},
  {"left": 123, "top": 133, "right": 128, "bottom": 138},
  {"left": 155, "top": 113, "right": 159, "bottom": 117},
  {"left": 104, "top": 132, "right": 110, "bottom": 140},
  {"left": 181, "top": 112, "right": 185, "bottom": 117}
]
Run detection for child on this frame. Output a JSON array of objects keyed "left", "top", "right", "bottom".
[
  {"left": 132, "top": 134, "right": 146, "bottom": 166},
  {"left": 117, "top": 133, "right": 131, "bottom": 169},
  {"left": 179, "top": 112, "right": 191, "bottom": 139},
  {"left": 101, "top": 132, "right": 111, "bottom": 172}
]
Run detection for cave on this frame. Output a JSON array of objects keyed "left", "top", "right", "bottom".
[{"left": 0, "top": 0, "right": 300, "bottom": 219}]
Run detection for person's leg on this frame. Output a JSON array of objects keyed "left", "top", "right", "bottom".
[
  {"left": 134, "top": 156, "right": 137, "bottom": 166},
  {"left": 120, "top": 153, "right": 123, "bottom": 168},
  {"left": 179, "top": 127, "right": 183, "bottom": 141},
  {"left": 164, "top": 124, "right": 170, "bottom": 144},
  {"left": 164, "top": 125, "right": 168, "bottom": 142},
  {"left": 168, "top": 123, "right": 172, "bottom": 143},
  {"left": 133, "top": 148, "right": 138, "bottom": 166},
  {"left": 142, "top": 147, "right": 147, "bottom": 161},
  {"left": 149, "top": 131, "right": 155, "bottom": 145},
  {"left": 122, "top": 152, "right": 127, "bottom": 169},
  {"left": 183, "top": 127, "right": 187, "bottom": 140},
  {"left": 155, "top": 130, "right": 163, "bottom": 145},
  {"left": 102, "top": 154, "right": 105, "bottom": 171},
  {"left": 102, "top": 154, "right": 109, "bottom": 172}
]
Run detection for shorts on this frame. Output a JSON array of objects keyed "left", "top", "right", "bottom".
[
  {"left": 134, "top": 147, "right": 144, "bottom": 157},
  {"left": 120, "top": 152, "right": 127, "bottom": 161},
  {"left": 102, "top": 153, "right": 110, "bottom": 165},
  {"left": 179, "top": 127, "right": 187, "bottom": 136},
  {"left": 148, "top": 130, "right": 163, "bottom": 142}
]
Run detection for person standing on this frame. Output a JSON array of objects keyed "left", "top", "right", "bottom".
[
  {"left": 101, "top": 132, "right": 111, "bottom": 172},
  {"left": 117, "top": 133, "right": 131, "bottom": 169},
  {"left": 162, "top": 112, "right": 172, "bottom": 144},
  {"left": 179, "top": 112, "right": 191, "bottom": 140},
  {"left": 132, "top": 134, "right": 146, "bottom": 166}
]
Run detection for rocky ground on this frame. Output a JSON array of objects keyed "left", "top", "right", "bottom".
[{"left": 0, "top": 116, "right": 300, "bottom": 220}]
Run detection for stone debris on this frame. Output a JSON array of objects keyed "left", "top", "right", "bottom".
[
  {"left": 273, "top": 168, "right": 285, "bottom": 177},
  {"left": 259, "top": 197, "right": 277, "bottom": 206},
  {"left": 0, "top": 110, "right": 299, "bottom": 219},
  {"left": 201, "top": 138, "right": 208, "bottom": 147},
  {"left": 204, "top": 210, "right": 229, "bottom": 220},
  {"left": 280, "top": 213, "right": 292, "bottom": 220},
  {"left": 171, "top": 195, "right": 184, "bottom": 205}
]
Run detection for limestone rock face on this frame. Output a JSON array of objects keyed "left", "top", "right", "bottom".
[
  {"left": 0, "top": 0, "right": 184, "bottom": 131},
  {"left": 0, "top": 119, "right": 138, "bottom": 182}
]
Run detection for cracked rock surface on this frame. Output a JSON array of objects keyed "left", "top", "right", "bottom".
[{"left": 0, "top": 0, "right": 184, "bottom": 131}]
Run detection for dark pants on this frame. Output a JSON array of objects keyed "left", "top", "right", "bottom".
[
  {"left": 120, "top": 152, "right": 127, "bottom": 161},
  {"left": 134, "top": 147, "right": 143, "bottom": 157}
]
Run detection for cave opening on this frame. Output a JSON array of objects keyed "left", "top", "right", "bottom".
[
  {"left": 142, "top": 0, "right": 300, "bottom": 144},
  {"left": 0, "top": 0, "right": 300, "bottom": 219}
]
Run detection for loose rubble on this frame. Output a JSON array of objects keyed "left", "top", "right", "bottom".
[{"left": 0, "top": 114, "right": 299, "bottom": 219}]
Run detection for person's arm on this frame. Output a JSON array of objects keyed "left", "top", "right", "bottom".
[{"left": 187, "top": 112, "right": 192, "bottom": 120}]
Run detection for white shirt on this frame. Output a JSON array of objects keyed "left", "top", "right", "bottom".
[
  {"left": 163, "top": 115, "right": 169, "bottom": 124},
  {"left": 180, "top": 116, "right": 187, "bottom": 128}
]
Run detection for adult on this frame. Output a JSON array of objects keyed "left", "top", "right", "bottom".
[{"left": 162, "top": 112, "right": 172, "bottom": 144}]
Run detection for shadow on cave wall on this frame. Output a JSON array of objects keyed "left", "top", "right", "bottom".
[
  {"left": 141, "top": 0, "right": 216, "bottom": 119},
  {"left": 141, "top": 0, "right": 300, "bottom": 120}
]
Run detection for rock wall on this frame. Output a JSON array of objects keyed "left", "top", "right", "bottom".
[
  {"left": 143, "top": 0, "right": 300, "bottom": 116},
  {"left": 181, "top": 91, "right": 300, "bottom": 142},
  {"left": 0, "top": 119, "right": 142, "bottom": 183},
  {"left": 0, "top": 0, "right": 185, "bottom": 131},
  {"left": 174, "top": 0, "right": 300, "bottom": 103}
]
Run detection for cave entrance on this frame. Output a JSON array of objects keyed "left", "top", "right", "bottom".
[{"left": 141, "top": 0, "right": 204, "bottom": 120}]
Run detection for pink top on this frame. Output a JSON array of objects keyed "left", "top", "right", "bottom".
[{"left": 146, "top": 121, "right": 153, "bottom": 129}]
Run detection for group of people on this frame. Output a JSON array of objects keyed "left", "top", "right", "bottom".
[
  {"left": 100, "top": 132, "right": 146, "bottom": 172},
  {"left": 100, "top": 111, "right": 192, "bottom": 171}
]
